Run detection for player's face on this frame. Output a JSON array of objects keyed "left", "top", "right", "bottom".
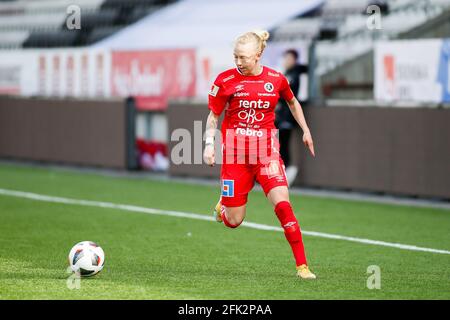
[{"left": 234, "top": 42, "right": 261, "bottom": 75}]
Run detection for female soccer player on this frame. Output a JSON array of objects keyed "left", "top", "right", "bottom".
[{"left": 203, "top": 30, "right": 316, "bottom": 279}]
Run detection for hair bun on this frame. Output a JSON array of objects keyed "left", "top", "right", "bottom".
[
  {"left": 235, "top": 30, "right": 270, "bottom": 54},
  {"left": 252, "top": 29, "right": 270, "bottom": 42}
]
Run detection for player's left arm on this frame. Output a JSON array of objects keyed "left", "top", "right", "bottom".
[{"left": 286, "top": 97, "right": 315, "bottom": 157}]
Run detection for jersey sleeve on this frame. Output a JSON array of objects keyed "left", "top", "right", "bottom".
[
  {"left": 208, "top": 77, "right": 229, "bottom": 116},
  {"left": 279, "top": 74, "right": 295, "bottom": 101}
]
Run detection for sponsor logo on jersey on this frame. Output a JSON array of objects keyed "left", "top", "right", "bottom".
[
  {"left": 264, "top": 82, "right": 274, "bottom": 93},
  {"left": 221, "top": 179, "right": 235, "bottom": 197},
  {"left": 258, "top": 92, "right": 276, "bottom": 97},
  {"left": 268, "top": 71, "right": 280, "bottom": 77},
  {"left": 239, "top": 99, "right": 270, "bottom": 109},
  {"left": 223, "top": 74, "right": 235, "bottom": 82},
  {"left": 209, "top": 84, "right": 219, "bottom": 97},
  {"left": 241, "top": 80, "right": 264, "bottom": 83},
  {"left": 235, "top": 127, "right": 263, "bottom": 137},
  {"left": 233, "top": 92, "right": 250, "bottom": 97},
  {"left": 235, "top": 84, "right": 244, "bottom": 91},
  {"left": 238, "top": 108, "right": 264, "bottom": 124}
]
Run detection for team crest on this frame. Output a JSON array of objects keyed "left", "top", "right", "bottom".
[{"left": 264, "top": 82, "right": 274, "bottom": 93}]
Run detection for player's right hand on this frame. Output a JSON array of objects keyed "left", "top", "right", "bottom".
[{"left": 203, "top": 145, "right": 215, "bottom": 166}]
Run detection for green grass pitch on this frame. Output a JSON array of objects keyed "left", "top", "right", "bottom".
[{"left": 0, "top": 163, "right": 449, "bottom": 299}]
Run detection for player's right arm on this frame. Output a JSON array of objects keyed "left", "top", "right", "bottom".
[{"left": 203, "top": 77, "right": 229, "bottom": 166}]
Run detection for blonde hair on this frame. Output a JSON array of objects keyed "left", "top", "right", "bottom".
[{"left": 235, "top": 29, "right": 270, "bottom": 54}]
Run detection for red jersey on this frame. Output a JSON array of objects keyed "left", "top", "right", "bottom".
[{"left": 208, "top": 66, "right": 294, "bottom": 156}]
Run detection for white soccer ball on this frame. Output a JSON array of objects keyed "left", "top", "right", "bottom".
[{"left": 68, "top": 241, "right": 105, "bottom": 277}]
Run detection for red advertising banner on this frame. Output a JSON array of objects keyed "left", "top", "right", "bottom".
[{"left": 111, "top": 49, "right": 196, "bottom": 110}]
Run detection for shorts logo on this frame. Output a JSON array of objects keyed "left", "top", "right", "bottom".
[
  {"left": 209, "top": 84, "right": 219, "bottom": 97},
  {"left": 267, "top": 160, "right": 282, "bottom": 179},
  {"left": 264, "top": 82, "right": 274, "bottom": 93},
  {"left": 221, "top": 179, "right": 235, "bottom": 197}
]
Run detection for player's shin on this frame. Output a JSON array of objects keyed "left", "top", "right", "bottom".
[{"left": 274, "top": 201, "right": 307, "bottom": 266}]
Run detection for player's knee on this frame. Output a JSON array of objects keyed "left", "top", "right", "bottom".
[
  {"left": 223, "top": 215, "right": 243, "bottom": 228},
  {"left": 268, "top": 187, "right": 290, "bottom": 207},
  {"left": 223, "top": 220, "right": 242, "bottom": 228},
  {"left": 223, "top": 207, "right": 245, "bottom": 228}
]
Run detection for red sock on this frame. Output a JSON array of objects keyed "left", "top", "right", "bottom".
[
  {"left": 221, "top": 206, "right": 240, "bottom": 229},
  {"left": 274, "top": 201, "right": 307, "bottom": 267}
]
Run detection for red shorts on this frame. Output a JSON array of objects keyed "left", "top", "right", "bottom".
[{"left": 220, "top": 153, "right": 288, "bottom": 207}]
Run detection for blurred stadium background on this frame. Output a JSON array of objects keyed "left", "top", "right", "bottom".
[{"left": 0, "top": 0, "right": 449, "bottom": 300}]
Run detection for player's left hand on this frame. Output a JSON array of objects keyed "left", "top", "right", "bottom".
[{"left": 303, "top": 130, "right": 315, "bottom": 157}]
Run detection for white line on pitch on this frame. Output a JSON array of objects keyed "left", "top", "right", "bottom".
[{"left": 0, "top": 188, "right": 449, "bottom": 255}]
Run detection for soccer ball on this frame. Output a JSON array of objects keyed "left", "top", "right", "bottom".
[{"left": 68, "top": 241, "right": 105, "bottom": 277}]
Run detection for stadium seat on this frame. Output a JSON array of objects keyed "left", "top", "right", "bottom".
[
  {"left": 271, "top": 18, "right": 321, "bottom": 41},
  {"left": 77, "top": 8, "right": 119, "bottom": 29},
  {"left": 0, "top": 30, "right": 29, "bottom": 48},
  {"left": 85, "top": 25, "right": 122, "bottom": 44},
  {"left": 0, "top": 0, "right": 179, "bottom": 48},
  {"left": 22, "top": 29, "right": 79, "bottom": 48},
  {"left": 0, "top": 12, "right": 67, "bottom": 31},
  {"left": 101, "top": 0, "right": 165, "bottom": 11},
  {"left": 271, "top": 0, "right": 450, "bottom": 77}
]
